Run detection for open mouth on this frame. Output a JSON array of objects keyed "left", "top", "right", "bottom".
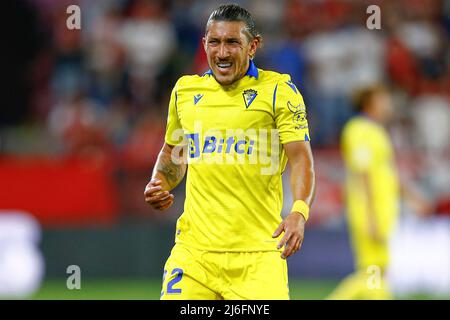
[{"left": 216, "top": 62, "right": 232, "bottom": 72}]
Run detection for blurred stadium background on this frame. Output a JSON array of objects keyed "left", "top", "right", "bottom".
[{"left": 0, "top": 0, "right": 449, "bottom": 299}]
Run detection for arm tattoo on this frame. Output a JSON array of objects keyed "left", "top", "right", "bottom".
[{"left": 154, "top": 149, "right": 186, "bottom": 190}]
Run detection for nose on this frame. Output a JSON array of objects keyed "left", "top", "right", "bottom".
[{"left": 217, "top": 43, "right": 229, "bottom": 59}]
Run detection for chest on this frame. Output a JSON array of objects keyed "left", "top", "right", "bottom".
[{"left": 176, "top": 88, "right": 275, "bottom": 132}]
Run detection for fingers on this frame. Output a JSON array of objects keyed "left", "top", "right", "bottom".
[
  {"left": 145, "top": 190, "right": 170, "bottom": 203},
  {"left": 147, "top": 193, "right": 174, "bottom": 211},
  {"left": 281, "top": 234, "right": 296, "bottom": 259},
  {"left": 156, "top": 194, "right": 174, "bottom": 208},
  {"left": 278, "top": 230, "right": 304, "bottom": 259},
  {"left": 144, "top": 179, "right": 162, "bottom": 194},
  {"left": 272, "top": 222, "right": 284, "bottom": 238},
  {"left": 293, "top": 238, "right": 302, "bottom": 252},
  {"left": 144, "top": 185, "right": 162, "bottom": 197},
  {"left": 277, "top": 231, "right": 290, "bottom": 250},
  {"left": 145, "top": 178, "right": 161, "bottom": 188},
  {"left": 155, "top": 195, "right": 174, "bottom": 210},
  {"left": 159, "top": 202, "right": 173, "bottom": 211},
  {"left": 149, "top": 178, "right": 161, "bottom": 186},
  {"left": 281, "top": 235, "right": 303, "bottom": 259},
  {"left": 144, "top": 179, "right": 175, "bottom": 211}
]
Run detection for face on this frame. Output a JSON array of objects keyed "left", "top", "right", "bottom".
[
  {"left": 203, "top": 21, "right": 258, "bottom": 86},
  {"left": 370, "top": 90, "right": 394, "bottom": 124}
]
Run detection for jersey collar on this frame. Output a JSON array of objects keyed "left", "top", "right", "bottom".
[{"left": 203, "top": 60, "right": 259, "bottom": 79}]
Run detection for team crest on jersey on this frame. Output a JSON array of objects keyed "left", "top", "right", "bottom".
[
  {"left": 287, "top": 101, "right": 307, "bottom": 126},
  {"left": 242, "top": 89, "right": 257, "bottom": 108},
  {"left": 194, "top": 94, "right": 203, "bottom": 105}
]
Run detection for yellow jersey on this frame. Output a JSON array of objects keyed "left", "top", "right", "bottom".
[
  {"left": 341, "top": 116, "right": 399, "bottom": 240},
  {"left": 164, "top": 60, "right": 310, "bottom": 251}
]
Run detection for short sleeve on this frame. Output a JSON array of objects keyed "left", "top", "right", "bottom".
[
  {"left": 164, "top": 80, "right": 184, "bottom": 146},
  {"left": 274, "top": 75, "right": 310, "bottom": 145}
]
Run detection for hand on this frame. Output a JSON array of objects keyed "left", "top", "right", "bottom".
[
  {"left": 144, "top": 178, "right": 174, "bottom": 211},
  {"left": 272, "top": 212, "right": 306, "bottom": 259}
]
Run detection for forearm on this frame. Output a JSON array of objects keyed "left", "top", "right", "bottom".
[
  {"left": 275, "top": 141, "right": 314, "bottom": 257},
  {"left": 290, "top": 160, "right": 316, "bottom": 207},
  {"left": 151, "top": 144, "right": 187, "bottom": 191}
]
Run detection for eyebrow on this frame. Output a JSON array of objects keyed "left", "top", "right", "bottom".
[{"left": 207, "top": 36, "right": 242, "bottom": 42}]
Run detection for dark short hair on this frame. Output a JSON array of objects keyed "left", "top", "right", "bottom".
[
  {"left": 353, "top": 84, "right": 388, "bottom": 112},
  {"left": 206, "top": 3, "right": 261, "bottom": 41}
]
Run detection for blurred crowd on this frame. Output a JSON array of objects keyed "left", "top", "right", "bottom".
[
  {"left": 1, "top": 0, "right": 449, "bottom": 211},
  {"left": 2, "top": 0, "right": 448, "bottom": 152}
]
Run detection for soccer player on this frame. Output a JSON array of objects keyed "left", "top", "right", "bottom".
[
  {"left": 328, "top": 85, "right": 399, "bottom": 300},
  {"left": 144, "top": 4, "right": 315, "bottom": 300}
]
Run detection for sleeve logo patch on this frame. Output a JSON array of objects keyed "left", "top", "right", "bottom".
[{"left": 287, "top": 101, "right": 307, "bottom": 125}]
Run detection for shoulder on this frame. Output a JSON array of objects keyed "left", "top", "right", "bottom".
[
  {"left": 259, "top": 69, "right": 301, "bottom": 97},
  {"left": 257, "top": 69, "right": 301, "bottom": 101},
  {"left": 342, "top": 117, "right": 379, "bottom": 144},
  {"left": 173, "top": 74, "right": 207, "bottom": 90},
  {"left": 258, "top": 69, "right": 294, "bottom": 86},
  {"left": 343, "top": 117, "right": 366, "bottom": 134}
]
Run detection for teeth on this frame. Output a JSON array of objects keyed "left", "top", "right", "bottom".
[{"left": 217, "top": 63, "right": 231, "bottom": 68}]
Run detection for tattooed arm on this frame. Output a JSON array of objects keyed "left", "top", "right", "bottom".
[
  {"left": 152, "top": 143, "right": 187, "bottom": 191},
  {"left": 144, "top": 143, "right": 187, "bottom": 211}
]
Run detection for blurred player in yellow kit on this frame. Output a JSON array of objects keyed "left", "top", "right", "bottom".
[
  {"left": 329, "top": 85, "right": 399, "bottom": 300},
  {"left": 144, "top": 4, "right": 315, "bottom": 299}
]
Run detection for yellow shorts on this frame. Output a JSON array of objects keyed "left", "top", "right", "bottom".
[{"left": 160, "top": 244, "right": 289, "bottom": 300}]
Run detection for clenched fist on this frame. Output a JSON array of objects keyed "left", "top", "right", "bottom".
[{"left": 144, "top": 179, "right": 174, "bottom": 211}]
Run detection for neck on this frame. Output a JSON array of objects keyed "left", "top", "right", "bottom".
[{"left": 362, "top": 111, "right": 382, "bottom": 124}]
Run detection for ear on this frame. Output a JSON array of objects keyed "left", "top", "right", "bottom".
[
  {"left": 248, "top": 37, "right": 259, "bottom": 59},
  {"left": 202, "top": 36, "right": 207, "bottom": 52}
]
